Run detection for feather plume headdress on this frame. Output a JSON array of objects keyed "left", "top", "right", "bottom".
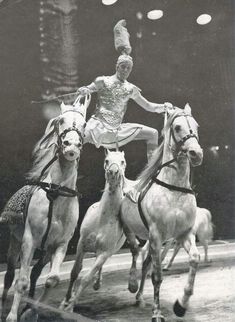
[{"left": 113, "top": 19, "right": 133, "bottom": 66}]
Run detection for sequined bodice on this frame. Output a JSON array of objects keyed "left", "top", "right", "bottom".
[{"left": 94, "top": 76, "right": 135, "bottom": 128}]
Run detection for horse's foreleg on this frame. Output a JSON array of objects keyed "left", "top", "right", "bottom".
[
  {"left": 28, "top": 251, "right": 51, "bottom": 299},
  {"left": 20, "top": 251, "right": 51, "bottom": 319},
  {"left": 6, "top": 228, "right": 35, "bottom": 322},
  {"left": 39, "top": 244, "right": 67, "bottom": 304},
  {"left": 161, "top": 238, "right": 174, "bottom": 262},
  {"left": 65, "top": 252, "right": 110, "bottom": 312},
  {"left": 93, "top": 266, "right": 103, "bottom": 290},
  {"left": 136, "top": 252, "right": 152, "bottom": 308},
  {"left": 203, "top": 240, "right": 209, "bottom": 262},
  {"left": 173, "top": 233, "right": 199, "bottom": 317},
  {"left": 123, "top": 224, "right": 140, "bottom": 293},
  {"left": 149, "top": 225, "right": 165, "bottom": 322},
  {"left": 163, "top": 241, "right": 181, "bottom": 271},
  {"left": 1, "top": 235, "right": 21, "bottom": 321},
  {"left": 60, "top": 241, "right": 84, "bottom": 309}
]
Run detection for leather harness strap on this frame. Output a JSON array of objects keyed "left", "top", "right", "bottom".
[
  {"left": 29, "top": 181, "right": 80, "bottom": 253},
  {"left": 152, "top": 177, "right": 195, "bottom": 195}
]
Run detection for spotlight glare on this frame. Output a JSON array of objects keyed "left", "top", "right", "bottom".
[
  {"left": 136, "top": 11, "right": 143, "bottom": 20},
  {"left": 102, "top": 0, "right": 118, "bottom": 6},
  {"left": 147, "top": 10, "right": 163, "bottom": 20},
  {"left": 196, "top": 14, "right": 212, "bottom": 25},
  {"left": 136, "top": 31, "right": 142, "bottom": 39}
]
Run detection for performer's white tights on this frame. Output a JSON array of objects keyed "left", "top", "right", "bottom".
[{"left": 134, "top": 126, "right": 158, "bottom": 161}]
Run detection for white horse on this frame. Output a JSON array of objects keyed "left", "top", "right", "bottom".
[
  {"left": 141, "top": 207, "right": 214, "bottom": 271},
  {"left": 163, "top": 207, "right": 214, "bottom": 269},
  {"left": 120, "top": 104, "right": 203, "bottom": 322},
  {"left": 60, "top": 150, "right": 127, "bottom": 312},
  {"left": 0, "top": 96, "right": 90, "bottom": 322}
]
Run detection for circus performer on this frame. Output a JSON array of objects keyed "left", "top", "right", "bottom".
[{"left": 78, "top": 20, "right": 174, "bottom": 159}]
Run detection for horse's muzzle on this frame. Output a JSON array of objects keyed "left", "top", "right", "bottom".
[
  {"left": 188, "top": 148, "right": 203, "bottom": 167},
  {"left": 63, "top": 147, "right": 80, "bottom": 161}
]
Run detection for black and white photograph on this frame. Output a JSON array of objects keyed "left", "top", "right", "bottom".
[{"left": 0, "top": 1, "right": 234, "bottom": 321}]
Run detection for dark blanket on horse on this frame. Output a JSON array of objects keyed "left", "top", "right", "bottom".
[{"left": 0, "top": 185, "right": 34, "bottom": 224}]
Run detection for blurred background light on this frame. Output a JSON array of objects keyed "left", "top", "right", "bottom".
[
  {"left": 196, "top": 14, "right": 212, "bottom": 25},
  {"left": 102, "top": 0, "right": 118, "bottom": 6},
  {"left": 147, "top": 10, "right": 163, "bottom": 20},
  {"left": 136, "top": 31, "right": 142, "bottom": 39},
  {"left": 136, "top": 11, "right": 143, "bottom": 20}
]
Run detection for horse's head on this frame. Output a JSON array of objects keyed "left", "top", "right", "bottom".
[
  {"left": 167, "top": 104, "right": 203, "bottom": 167},
  {"left": 40, "top": 95, "right": 90, "bottom": 162},
  {"left": 104, "top": 150, "right": 126, "bottom": 186}
]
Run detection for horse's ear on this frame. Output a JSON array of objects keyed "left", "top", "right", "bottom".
[
  {"left": 122, "top": 151, "right": 125, "bottom": 156},
  {"left": 73, "top": 94, "right": 91, "bottom": 119},
  {"left": 104, "top": 148, "right": 110, "bottom": 156},
  {"left": 60, "top": 101, "right": 67, "bottom": 114},
  {"left": 184, "top": 103, "right": 192, "bottom": 115}
]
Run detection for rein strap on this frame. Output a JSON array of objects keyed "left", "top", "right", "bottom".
[{"left": 152, "top": 177, "right": 195, "bottom": 195}]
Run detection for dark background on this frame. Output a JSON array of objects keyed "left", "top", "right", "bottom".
[{"left": 0, "top": 0, "right": 234, "bottom": 260}]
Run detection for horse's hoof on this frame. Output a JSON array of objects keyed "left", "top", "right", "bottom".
[
  {"left": 151, "top": 315, "right": 165, "bottom": 322},
  {"left": 45, "top": 275, "right": 60, "bottom": 288},
  {"left": 173, "top": 299, "right": 186, "bottom": 317},
  {"left": 59, "top": 299, "right": 69, "bottom": 310},
  {"left": 64, "top": 304, "right": 74, "bottom": 313},
  {"left": 20, "top": 308, "right": 38, "bottom": 322},
  {"left": 128, "top": 280, "right": 139, "bottom": 293},
  {"left": 136, "top": 298, "right": 146, "bottom": 308},
  {"left": 93, "top": 281, "right": 101, "bottom": 291}
]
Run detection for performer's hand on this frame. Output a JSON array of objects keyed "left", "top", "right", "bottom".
[
  {"left": 164, "top": 102, "right": 174, "bottom": 112},
  {"left": 78, "top": 86, "right": 91, "bottom": 96}
]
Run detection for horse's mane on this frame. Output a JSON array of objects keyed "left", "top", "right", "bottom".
[
  {"left": 136, "top": 110, "right": 180, "bottom": 191},
  {"left": 26, "top": 119, "right": 58, "bottom": 182}
]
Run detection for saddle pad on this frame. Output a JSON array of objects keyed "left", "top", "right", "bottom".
[{"left": 1, "top": 185, "right": 34, "bottom": 224}]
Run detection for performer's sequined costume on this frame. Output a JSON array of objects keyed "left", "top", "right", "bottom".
[{"left": 84, "top": 76, "right": 143, "bottom": 148}]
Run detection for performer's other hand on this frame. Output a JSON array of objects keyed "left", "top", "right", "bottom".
[
  {"left": 164, "top": 102, "right": 174, "bottom": 111},
  {"left": 78, "top": 86, "right": 91, "bottom": 96}
]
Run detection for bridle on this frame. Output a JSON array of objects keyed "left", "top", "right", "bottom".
[
  {"left": 104, "top": 161, "right": 126, "bottom": 188},
  {"left": 169, "top": 112, "right": 199, "bottom": 154},
  {"left": 57, "top": 110, "right": 86, "bottom": 147}
]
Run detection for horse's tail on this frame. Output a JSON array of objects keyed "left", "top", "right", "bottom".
[
  {"left": 204, "top": 209, "right": 214, "bottom": 241},
  {"left": 197, "top": 208, "right": 214, "bottom": 242}
]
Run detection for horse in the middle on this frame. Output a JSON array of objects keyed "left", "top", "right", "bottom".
[{"left": 60, "top": 149, "right": 127, "bottom": 311}]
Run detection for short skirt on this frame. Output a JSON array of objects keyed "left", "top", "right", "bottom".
[{"left": 84, "top": 116, "right": 142, "bottom": 149}]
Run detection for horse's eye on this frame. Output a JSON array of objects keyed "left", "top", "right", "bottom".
[
  {"left": 105, "top": 159, "right": 109, "bottom": 165},
  {"left": 175, "top": 125, "right": 181, "bottom": 133},
  {"left": 121, "top": 160, "right": 125, "bottom": 166}
]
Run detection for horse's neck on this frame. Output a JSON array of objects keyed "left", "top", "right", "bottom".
[
  {"left": 159, "top": 145, "right": 191, "bottom": 188},
  {"left": 99, "top": 181, "right": 123, "bottom": 216},
  {"left": 44, "top": 157, "right": 77, "bottom": 189}
]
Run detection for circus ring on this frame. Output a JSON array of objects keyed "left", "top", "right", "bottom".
[{"left": 0, "top": 241, "right": 234, "bottom": 322}]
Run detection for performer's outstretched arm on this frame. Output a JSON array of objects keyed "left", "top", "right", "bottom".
[
  {"left": 77, "top": 82, "right": 97, "bottom": 96},
  {"left": 132, "top": 91, "right": 173, "bottom": 113}
]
